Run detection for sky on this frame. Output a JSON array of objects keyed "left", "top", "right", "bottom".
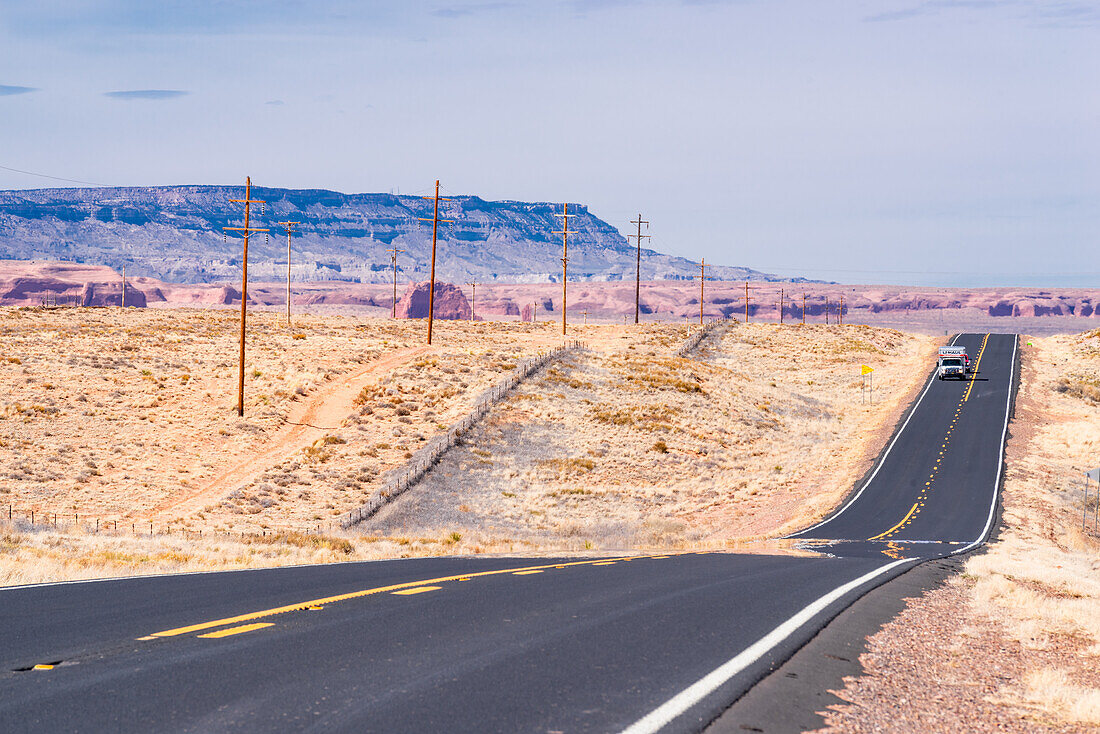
[{"left": 1, "top": 0, "right": 1098, "bottom": 287}]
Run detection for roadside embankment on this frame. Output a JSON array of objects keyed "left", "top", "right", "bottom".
[{"left": 365, "top": 323, "right": 937, "bottom": 551}]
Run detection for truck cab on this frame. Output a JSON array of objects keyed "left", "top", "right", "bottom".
[{"left": 937, "top": 356, "right": 966, "bottom": 380}]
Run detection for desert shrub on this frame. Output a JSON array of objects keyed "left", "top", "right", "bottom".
[
  {"left": 1054, "top": 376, "right": 1100, "bottom": 404},
  {"left": 590, "top": 403, "right": 677, "bottom": 429},
  {"left": 537, "top": 457, "right": 596, "bottom": 478}
]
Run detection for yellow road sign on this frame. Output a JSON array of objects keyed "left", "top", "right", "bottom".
[{"left": 861, "top": 365, "right": 874, "bottom": 375}]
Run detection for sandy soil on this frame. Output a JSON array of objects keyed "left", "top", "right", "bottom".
[
  {"left": 818, "top": 332, "right": 1100, "bottom": 732},
  {"left": 366, "top": 322, "right": 937, "bottom": 550}
]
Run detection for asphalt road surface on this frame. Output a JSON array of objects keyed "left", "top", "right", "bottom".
[{"left": 0, "top": 333, "right": 1017, "bottom": 733}]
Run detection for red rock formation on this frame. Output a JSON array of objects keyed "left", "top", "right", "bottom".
[{"left": 395, "top": 281, "right": 471, "bottom": 320}]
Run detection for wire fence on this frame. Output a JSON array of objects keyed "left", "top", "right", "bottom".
[
  {"left": 674, "top": 316, "right": 732, "bottom": 358},
  {"left": 338, "top": 340, "right": 588, "bottom": 529},
  {"left": 0, "top": 508, "right": 311, "bottom": 540}
]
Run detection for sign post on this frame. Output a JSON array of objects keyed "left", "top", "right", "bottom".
[
  {"left": 861, "top": 364, "right": 874, "bottom": 404},
  {"left": 1086, "top": 468, "right": 1100, "bottom": 534}
]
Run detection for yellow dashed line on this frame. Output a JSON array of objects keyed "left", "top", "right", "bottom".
[
  {"left": 145, "top": 554, "right": 657, "bottom": 639},
  {"left": 512, "top": 570, "right": 544, "bottom": 576},
  {"left": 391, "top": 586, "right": 442, "bottom": 595},
  {"left": 197, "top": 622, "right": 274, "bottom": 639}
]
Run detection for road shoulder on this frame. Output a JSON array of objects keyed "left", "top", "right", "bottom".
[{"left": 703, "top": 552, "right": 969, "bottom": 733}]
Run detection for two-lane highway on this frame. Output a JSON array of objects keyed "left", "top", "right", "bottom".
[{"left": 0, "top": 334, "right": 1017, "bottom": 733}]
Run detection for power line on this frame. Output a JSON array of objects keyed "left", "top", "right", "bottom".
[{"left": 0, "top": 163, "right": 109, "bottom": 188}]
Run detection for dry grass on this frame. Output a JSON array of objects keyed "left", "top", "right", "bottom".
[
  {"left": 0, "top": 519, "right": 564, "bottom": 586},
  {"left": 1019, "top": 668, "right": 1100, "bottom": 724}
]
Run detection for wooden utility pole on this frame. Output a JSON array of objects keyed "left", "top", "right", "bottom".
[
  {"left": 743, "top": 282, "right": 758, "bottom": 323},
  {"left": 121, "top": 265, "right": 127, "bottom": 308},
  {"left": 839, "top": 295, "right": 845, "bottom": 326},
  {"left": 779, "top": 288, "right": 784, "bottom": 324},
  {"left": 466, "top": 282, "right": 476, "bottom": 321},
  {"left": 802, "top": 293, "right": 807, "bottom": 324},
  {"left": 417, "top": 180, "right": 453, "bottom": 345},
  {"left": 694, "top": 259, "right": 710, "bottom": 324},
  {"left": 225, "top": 177, "right": 268, "bottom": 417},
  {"left": 825, "top": 297, "right": 830, "bottom": 325},
  {"left": 627, "top": 214, "right": 650, "bottom": 324},
  {"left": 553, "top": 203, "right": 577, "bottom": 337},
  {"left": 582, "top": 308, "right": 588, "bottom": 325},
  {"left": 386, "top": 247, "right": 405, "bottom": 318},
  {"left": 278, "top": 221, "right": 300, "bottom": 327}
]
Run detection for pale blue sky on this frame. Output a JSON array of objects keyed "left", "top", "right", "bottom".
[{"left": 1, "top": 0, "right": 1098, "bottom": 286}]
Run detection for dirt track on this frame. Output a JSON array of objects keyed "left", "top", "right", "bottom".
[{"left": 143, "top": 346, "right": 432, "bottom": 520}]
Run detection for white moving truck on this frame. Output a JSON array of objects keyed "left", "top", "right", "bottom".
[
  {"left": 937, "top": 346, "right": 969, "bottom": 380},
  {"left": 939, "top": 346, "right": 972, "bottom": 374}
]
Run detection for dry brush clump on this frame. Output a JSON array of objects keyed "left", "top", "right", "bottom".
[{"left": 0, "top": 518, "right": 557, "bottom": 586}]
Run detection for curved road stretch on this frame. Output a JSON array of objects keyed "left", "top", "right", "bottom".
[{"left": 0, "top": 333, "right": 1017, "bottom": 733}]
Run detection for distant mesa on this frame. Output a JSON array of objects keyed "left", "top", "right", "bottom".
[
  {"left": 0, "top": 185, "right": 791, "bottom": 286},
  {"left": 0, "top": 261, "right": 144, "bottom": 307},
  {"left": 395, "top": 282, "right": 471, "bottom": 320}
]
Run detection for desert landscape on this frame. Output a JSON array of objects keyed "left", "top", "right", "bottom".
[{"left": 3, "top": 302, "right": 1100, "bottom": 728}]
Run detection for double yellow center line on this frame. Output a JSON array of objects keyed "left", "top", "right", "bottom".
[{"left": 142, "top": 554, "right": 673, "bottom": 640}]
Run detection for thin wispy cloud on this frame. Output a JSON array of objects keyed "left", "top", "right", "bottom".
[
  {"left": 432, "top": 2, "right": 513, "bottom": 18},
  {"left": 104, "top": 89, "right": 189, "bottom": 100},
  {"left": 865, "top": 6, "right": 930, "bottom": 22},
  {"left": 0, "top": 84, "right": 38, "bottom": 96},
  {"left": 265, "top": 99, "right": 285, "bottom": 106},
  {"left": 865, "top": 0, "right": 1100, "bottom": 25}
]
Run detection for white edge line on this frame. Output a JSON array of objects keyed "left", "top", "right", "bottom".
[
  {"left": 619, "top": 557, "right": 914, "bottom": 734},
  {"left": 788, "top": 334, "right": 961, "bottom": 537},
  {"left": 951, "top": 333, "right": 1017, "bottom": 556}
]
